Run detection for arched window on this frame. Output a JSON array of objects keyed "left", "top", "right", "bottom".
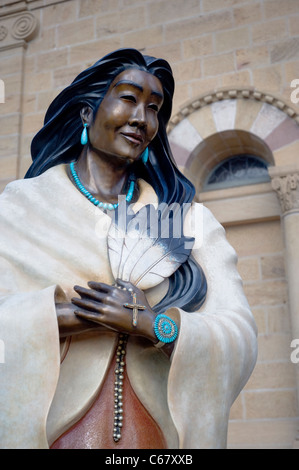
[{"left": 203, "top": 154, "right": 270, "bottom": 191}]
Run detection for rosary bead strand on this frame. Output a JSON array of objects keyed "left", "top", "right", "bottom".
[{"left": 113, "top": 334, "right": 128, "bottom": 442}]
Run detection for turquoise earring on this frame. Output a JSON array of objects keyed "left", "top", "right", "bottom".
[
  {"left": 141, "top": 147, "right": 149, "bottom": 164},
  {"left": 81, "top": 123, "right": 88, "bottom": 145}
]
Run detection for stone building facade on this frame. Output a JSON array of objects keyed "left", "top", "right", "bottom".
[{"left": 1, "top": 0, "right": 299, "bottom": 448}]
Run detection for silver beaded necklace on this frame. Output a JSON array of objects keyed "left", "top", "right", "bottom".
[{"left": 113, "top": 333, "right": 128, "bottom": 442}]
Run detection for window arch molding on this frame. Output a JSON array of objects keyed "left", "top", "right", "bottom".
[
  {"left": 186, "top": 129, "right": 274, "bottom": 194},
  {"left": 168, "top": 88, "right": 299, "bottom": 134},
  {"left": 167, "top": 87, "right": 299, "bottom": 195}
]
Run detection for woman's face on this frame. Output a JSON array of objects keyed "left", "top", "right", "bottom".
[{"left": 87, "top": 68, "right": 164, "bottom": 163}]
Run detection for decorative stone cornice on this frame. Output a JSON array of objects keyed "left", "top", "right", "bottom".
[
  {"left": 168, "top": 87, "right": 299, "bottom": 132},
  {"left": 269, "top": 166, "right": 299, "bottom": 215},
  {"left": 0, "top": 9, "right": 38, "bottom": 51}
]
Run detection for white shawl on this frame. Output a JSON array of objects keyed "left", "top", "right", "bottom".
[{"left": 0, "top": 164, "right": 257, "bottom": 448}]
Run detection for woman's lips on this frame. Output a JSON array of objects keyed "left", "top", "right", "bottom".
[{"left": 121, "top": 132, "right": 144, "bottom": 145}]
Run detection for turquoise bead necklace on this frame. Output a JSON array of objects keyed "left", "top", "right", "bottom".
[{"left": 70, "top": 161, "right": 135, "bottom": 211}]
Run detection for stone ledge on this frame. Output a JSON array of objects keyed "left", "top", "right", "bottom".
[
  {"left": 200, "top": 184, "right": 281, "bottom": 225},
  {"left": 0, "top": 0, "right": 66, "bottom": 17},
  {"left": 0, "top": 1, "right": 28, "bottom": 18}
]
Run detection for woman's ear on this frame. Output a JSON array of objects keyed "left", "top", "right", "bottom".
[{"left": 80, "top": 106, "right": 93, "bottom": 126}]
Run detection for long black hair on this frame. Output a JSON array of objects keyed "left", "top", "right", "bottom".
[{"left": 25, "top": 48, "right": 207, "bottom": 313}]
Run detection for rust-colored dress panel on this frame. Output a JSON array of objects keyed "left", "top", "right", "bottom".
[{"left": 51, "top": 354, "right": 167, "bottom": 449}]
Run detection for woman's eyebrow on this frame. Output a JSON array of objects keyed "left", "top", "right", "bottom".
[{"left": 113, "top": 80, "right": 163, "bottom": 100}]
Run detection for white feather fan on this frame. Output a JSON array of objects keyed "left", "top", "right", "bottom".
[{"left": 107, "top": 204, "right": 194, "bottom": 290}]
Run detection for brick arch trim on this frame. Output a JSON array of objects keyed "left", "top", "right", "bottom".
[{"left": 167, "top": 87, "right": 299, "bottom": 170}]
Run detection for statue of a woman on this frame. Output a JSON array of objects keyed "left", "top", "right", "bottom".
[{"left": 0, "top": 49, "right": 257, "bottom": 449}]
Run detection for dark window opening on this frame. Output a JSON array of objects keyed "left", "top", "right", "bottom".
[{"left": 204, "top": 154, "right": 270, "bottom": 191}]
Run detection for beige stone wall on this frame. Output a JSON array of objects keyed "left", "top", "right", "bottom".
[
  {"left": 226, "top": 220, "right": 297, "bottom": 448},
  {"left": 1, "top": 0, "right": 299, "bottom": 448}
]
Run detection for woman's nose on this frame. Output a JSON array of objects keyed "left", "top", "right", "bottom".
[{"left": 128, "top": 105, "right": 146, "bottom": 128}]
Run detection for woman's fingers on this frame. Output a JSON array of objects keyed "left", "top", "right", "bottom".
[
  {"left": 73, "top": 283, "right": 130, "bottom": 308},
  {"left": 74, "top": 308, "right": 105, "bottom": 324},
  {"left": 73, "top": 285, "right": 107, "bottom": 303},
  {"left": 71, "top": 281, "right": 151, "bottom": 334},
  {"left": 115, "top": 279, "right": 135, "bottom": 291},
  {"left": 71, "top": 296, "right": 105, "bottom": 313},
  {"left": 87, "top": 281, "right": 114, "bottom": 292}
]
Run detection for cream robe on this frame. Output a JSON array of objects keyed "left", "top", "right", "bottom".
[{"left": 0, "top": 164, "right": 257, "bottom": 449}]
